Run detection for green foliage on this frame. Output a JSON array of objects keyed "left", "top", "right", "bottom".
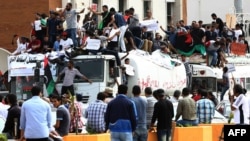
[
  {"left": 228, "top": 112, "right": 234, "bottom": 124},
  {"left": 0, "top": 134, "right": 7, "bottom": 141},
  {"left": 86, "top": 125, "right": 98, "bottom": 134},
  {"left": 176, "top": 123, "right": 193, "bottom": 127}
]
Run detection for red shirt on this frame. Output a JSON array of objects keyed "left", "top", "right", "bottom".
[
  {"left": 193, "top": 95, "right": 201, "bottom": 102},
  {"left": 27, "top": 39, "right": 42, "bottom": 53}
]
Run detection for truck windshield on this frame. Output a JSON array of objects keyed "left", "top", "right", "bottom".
[
  {"left": 191, "top": 77, "right": 217, "bottom": 92},
  {"left": 57, "top": 58, "right": 104, "bottom": 82}
]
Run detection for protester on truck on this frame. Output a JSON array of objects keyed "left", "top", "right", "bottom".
[
  {"left": 12, "top": 36, "right": 29, "bottom": 55},
  {"left": 205, "top": 40, "right": 220, "bottom": 67},
  {"left": 88, "top": 5, "right": 113, "bottom": 30},
  {"left": 211, "top": 13, "right": 224, "bottom": 37},
  {"left": 26, "top": 34, "right": 42, "bottom": 54},
  {"left": 57, "top": 60, "right": 92, "bottom": 96},
  {"left": 160, "top": 25, "right": 177, "bottom": 48}
]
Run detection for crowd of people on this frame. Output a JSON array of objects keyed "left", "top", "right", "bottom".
[
  {"left": 1, "top": 83, "right": 250, "bottom": 141},
  {"left": 10, "top": 2, "right": 250, "bottom": 70},
  {"left": 2, "top": 2, "right": 250, "bottom": 141}
]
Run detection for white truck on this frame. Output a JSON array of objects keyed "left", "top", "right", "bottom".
[
  {"left": 189, "top": 54, "right": 250, "bottom": 98},
  {"left": 54, "top": 50, "right": 187, "bottom": 104}
]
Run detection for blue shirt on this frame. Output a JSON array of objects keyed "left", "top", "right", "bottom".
[
  {"left": 114, "top": 13, "right": 127, "bottom": 27},
  {"left": 53, "top": 41, "right": 60, "bottom": 51},
  {"left": 131, "top": 96, "right": 147, "bottom": 128},
  {"left": 105, "top": 94, "right": 137, "bottom": 132},
  {"left": 20, "top": 96, "right": 52, "bottom": 139}
]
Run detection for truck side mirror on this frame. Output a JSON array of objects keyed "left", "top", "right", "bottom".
[{"left": 114, "top": 67, "right": 120, "bottom": 77}]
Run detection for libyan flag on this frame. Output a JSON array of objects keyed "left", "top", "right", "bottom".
[{"left": 44, "top": 57, "right": 55, "bottom": 95}]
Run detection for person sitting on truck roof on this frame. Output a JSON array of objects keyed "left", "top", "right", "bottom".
[
  {"left": 205, "top": 40, "right": 220, "bottom": 67},
  {"left": 59, "top": 32, "right": 74, "bottom": 51},
  {"left": 12, "top": 36, "right": 29, "bottom": 55},
  {"left": 152, "top": 42, "right": 179, "bottom": 69},
  {"left": 26, "top": 34, "right": 42, "bottom": 54}
]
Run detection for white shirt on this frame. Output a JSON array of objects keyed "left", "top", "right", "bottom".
[
  {"left": 59, "top": 38, "right": 73, "bottom": 50},
  {"left": 12, "top": 38, "right": 28, "bottom": 55},
  {"left": 170, "top": 96, "right": 179, "bottom": 103},
  {"left": 248, "top": 96, "right": 250, "bottom": 118},
  {"left": 206, "top": 40, "right": 220, "bottom": 51},
  {"left": 0, "top": 102, "right": 10, "bottom": 120},
  {"left": 234, "top": 29, "right": 243, "bottom": 41},
  {"left": 232, "top": 94, "right": 250, "bottom": 124},
  {"left": 34, "top": 20, "right": 42, "bottom": 31},
  {"left": 123, "top": 64, "right": 135, "bottom": 76}
]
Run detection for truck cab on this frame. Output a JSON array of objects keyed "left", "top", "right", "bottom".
[
  {"left": 55, "top": 55, "right": 121, "bottom": 104},
  {"left": 191, "top": 64, "right": 218, "bottom": 92}
]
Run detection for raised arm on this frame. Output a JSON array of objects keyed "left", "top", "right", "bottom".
[{"left": 88, "top": 7, "right": 103, "bottom": 15}]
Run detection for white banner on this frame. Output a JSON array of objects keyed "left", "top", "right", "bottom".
[
  {"left": 86, "top": 39, "right": 101, "bottom": 50},
  {"left": 8, "top": 53, "right": 45, "bottom": 76},
  {"left": 140, "top": 19, "right": 159, "bottom": 31}
]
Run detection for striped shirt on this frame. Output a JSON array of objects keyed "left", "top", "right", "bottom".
[{"left": 86, "top": 100, "right": 107, "bottom": 132}]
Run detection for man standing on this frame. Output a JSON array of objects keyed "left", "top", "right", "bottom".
[
  {"left": 144, "top": 87, "right": 157, "bottom": 128},
  {"left": 57, "top": 60, "right": 92, "bottom": 96},
  {"left": 85, "top": 92, "right": 107, "bottom": 133},
  {"left": 88, "top": 5, "right": 112, "bottom": 30},
  {"left": 230, "top": 84, "right": 249, "bottom": 124},
  {"left": 150, "top": 89, "right": 174, "bottom": 141},
  {"left": 50, "top": 94, "right": 70, "bottom": 137},
  {"left": 0, "top": 95, "right": 9, "bottom": 120},
  {"left": 105, "top": 84, "right": 137, "bottom": 141},
  {"left": 131, "top": 85, "right": 147, "bottom": 141},
  {"left": 196, "top": 89, "right": 215, "bottom": 124},
  {"left": 19, "top": 86, "right": 52, "bottom": 141},
  {"left": 175, "top": 87, "right": 198, "bottom": 126},
  {"left": 108, "top": 8, "right": 127, "bottom": 52},
  {"left": 62, "top": 2, "right": 85, "bottom": 47},
  {"left": 220, "top": 66, "right": 230, "bottom": 101},
  {"left": 2, "top": 94, "right": 21, "bottom": 139},
  {"left": 211, "top": 13, "right": 224, "bottom": 37},
  {"left": 181, "top": 55, "right": 192, "bottom": 88}
]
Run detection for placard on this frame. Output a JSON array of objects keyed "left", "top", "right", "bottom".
[
  {"left": 139, "top": 19, "right": 159, "bottom": 31},
  {"left": 231, "top": 43, "right": 247, "bottom": 56},
  {"left": 86, "top": 39, "right": 101, "bottom": 50},
  {"left": 226, "top": 63, "right": 236, "bottom": 73}
]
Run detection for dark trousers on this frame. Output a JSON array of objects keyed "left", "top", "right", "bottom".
[
  {"left": 26, "top": 138, "right": 49, "bottom": 141},
  {"left": 61, "top": 85, "right": 75, "bottom": 96},
  {"left": 88, "top": 48, "right": 121, "bottom": 66}
]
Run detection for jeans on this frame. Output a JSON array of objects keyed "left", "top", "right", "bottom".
[
  {"left": 220, "top": 86, "right": 229, "bottom": 101},
  {"left": 133, "top": 127, "right": 148, "bottom": 141},
  {"left": 207, "top": 50, "right": 218, "bottom": 66},
  {"left": 111, "top": 132, "right": 133, "bottom": 141},
  {"left": 176, "top": 119, "right": 198, "bottom": 127},
  {"left": 157, "top": 129, "right": 171, "bottom": 141},
  {"left": 66, "top": 28, "right": 78, "bottom": 47}
]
